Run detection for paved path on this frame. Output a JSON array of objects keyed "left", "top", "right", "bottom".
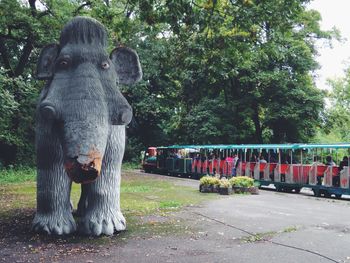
[{"left": 92, "top": 172, "right": 350, "bottom": 263}]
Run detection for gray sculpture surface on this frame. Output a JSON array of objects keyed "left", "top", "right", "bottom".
[{"left": 32, "top": 16, "right": 142, "bottom": 236}]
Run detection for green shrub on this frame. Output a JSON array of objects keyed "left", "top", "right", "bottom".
[
  {"left": 0, "top": 166, "right": 36, "bottom": 184},
  {"left": 219, "top": 177, "right": 231, "bottom": 188},
  {"left": 122, "top": 162, "right": 140, "bottom": 170},
  {"left": 200, "top": 175, "right": 220, "bottom": 186},
  {"left": 229, "top": 176, "right": 254, "bottom": 188}
]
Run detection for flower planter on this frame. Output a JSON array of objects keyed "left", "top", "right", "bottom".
[
  {"left": 200, "top": 184, "right": 213, "bottom": 193},
  {"left": 232, "top": 186, "right": 247, "bottom": 193},
  {"left": 219, "top": 187, "right": 232, "bottom": 195},
  {"left": 232, "top": 186, "right": 259, "bottom": 194},
  {"left": 248, "top": 186, "right": 259, "bottom": 195},
  {"left": 213, "top": 185, "right": 220, "bottom": 193}
]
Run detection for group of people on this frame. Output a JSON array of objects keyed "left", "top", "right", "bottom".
[
  {"left": 313, "top": 155, "right": 349, "bottom": 171},
  {"left": 249, "top": 154, "right": 272, "bottom": 164},
  {"left": 171, "top": 149, "right": 350, "bottom": 180}
]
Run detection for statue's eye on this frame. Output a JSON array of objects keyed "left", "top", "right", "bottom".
[
  {"left": 101, "top": 61, "right": 110, "bottom": 69},
  {"left": 57, "top": 56, "right": 70, "bottom": 69}
]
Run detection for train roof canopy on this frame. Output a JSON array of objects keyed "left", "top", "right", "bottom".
[
  {"left": 157, "top": 143, "right": 350, "bottom": 150},
  {"left": 297, "top": 143, "right": 350, "bottom": 149},
  {"left": 157, "top": 144, "right": 298, "bottom": 150}
]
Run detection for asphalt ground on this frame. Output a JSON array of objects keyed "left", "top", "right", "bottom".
[{"left": 91, "top": 172, "right": 350, "bottom": 263}]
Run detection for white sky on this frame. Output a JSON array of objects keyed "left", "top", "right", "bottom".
[{"left": 308, "top": 0, "right": 350, "bottom": 90}]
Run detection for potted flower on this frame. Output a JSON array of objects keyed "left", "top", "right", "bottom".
[
  {"left": 199, "top": 175, "right": 219, "bottom": 192},
  {"left": 212, "top": 174, "right": 221, "bottom": 193},
  {"left": 218, "top": 177, "right": 232, "bottom": 195},
  {"left": 199, "top": 175, "right": 213, "bottom": 193},
  {"left": 229, "top": 176, "right": 258, "bottom": 194}
]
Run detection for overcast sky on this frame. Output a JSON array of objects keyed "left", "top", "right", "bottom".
[{"left": 308, "top": 0, "right": 350, "bottom": 90}]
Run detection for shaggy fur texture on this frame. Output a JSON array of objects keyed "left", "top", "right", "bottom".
[{"left": 32, "top": 17, "right": 142, "bottom": 236}]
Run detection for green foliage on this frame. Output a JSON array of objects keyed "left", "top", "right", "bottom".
[
  {"left": 0, "top": 166, "right": 36, "bottom": 184},
  {"left": 219, "top": 177, "right": 231, "bottom": 188},
  {"left": 0, "top": 0, "right": 74, "bottom": 165},
  {"left": 122, "top": 162, "right": 141, "bottom": 171},
  {"left": 323, "top": 67, "right": 350, "bottom": 142},
  {"left": 0, "top": 0, "right": 336, "bottom": 166},
  {"left": 230, "top": 176, "right": 254, "bottom": 188},
  {"left": 144, "top": 0, "right": 332, "bottom": 145}
]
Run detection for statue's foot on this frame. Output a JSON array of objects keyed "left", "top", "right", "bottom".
[
  {"left": 32, "top": 212, "right": 76, "bottom": 235},
  {"left": 78, "top": 210, "right": 126, "bottom": 236}
]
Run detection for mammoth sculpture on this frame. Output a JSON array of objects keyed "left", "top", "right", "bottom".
[{"left": 32, "top": 16, "right": 142, "bottom": 236}]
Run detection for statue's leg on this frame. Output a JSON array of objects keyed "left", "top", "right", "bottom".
[
  {"left": 78, "top": 126, "right": 125, "bottom": 236},
  {"left": 32, "top": 132, "right": 76, "bottom": 235}
]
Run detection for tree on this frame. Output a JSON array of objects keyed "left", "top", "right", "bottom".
[
  {"left": 0, "top": 0, "right": 338, "bottom": 165},
  {"left": 156, "top": 0, "right": 334, "bottom": 144},
  {"left": 0, "top": 0, "right": 76, "bottom": 165},
  {"left": 324, "top": 67, "right": 350, "bottom": 141}
]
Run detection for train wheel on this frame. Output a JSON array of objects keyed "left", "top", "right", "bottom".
[
  {"left": 285, "top": 187, "right": 293, "bottom": 193},
  {"left": 335, "top": 194, "right": 342, "bottom": 199},
  {"left": 294, "top": 188, "right": 301, "bottom": 194},
  {"left": 312, "top": 189, "right": 320, "bottom": 197},
  {"left": 324, "top": 192, "right": 331, "bottom": 198}
]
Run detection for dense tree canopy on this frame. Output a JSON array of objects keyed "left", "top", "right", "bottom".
[
  {"left": 324, "top": 67, "right": 350, "bottom": 142},
  {"left": 0, "top": 0, "right": 337, "bottom": 165}
]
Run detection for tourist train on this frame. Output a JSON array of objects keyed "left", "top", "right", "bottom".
[{"left": 142, "top": 143, "right": 350, "bottom": 198}]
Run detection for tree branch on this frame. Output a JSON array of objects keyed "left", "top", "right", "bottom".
[
  {"left": 37, "top": 10, "right": 53, "bottom": 19},
  {"left": 73, "top": 1, "right": 92, "bottom": 16},
  {"left": 14, "top": 36, "right": 34, "bottom": 77},
  {"left": 28, "top": 0, "right": 37, "bottom": 17},
  {"left": 103, "top": 0, "right": 110, "bottom": 7},
  {"left": 37, "top": 0, "right": 56, "bottom": 18},
  {"left": 0, "top": 33, "right": 27, "bottom": 42}
]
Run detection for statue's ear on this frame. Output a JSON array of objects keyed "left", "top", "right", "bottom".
[
  {"left": 36, "top": 44, "right": 60, "bottom": 80},
  {"left": 110, "top": 47, "right": 142, "bottom": 85}
]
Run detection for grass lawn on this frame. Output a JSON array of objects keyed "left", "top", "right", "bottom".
[{"left": 0, "top": 167, "right": 217, "bottom": 245}]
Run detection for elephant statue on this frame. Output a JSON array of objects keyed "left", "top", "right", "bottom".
[{"left": 32, "top": 16, "right": 142, "bottom": 236}]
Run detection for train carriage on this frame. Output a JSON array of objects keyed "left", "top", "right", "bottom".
[{"left": 142, "top": 143, "right": 350, "bottom": 199}]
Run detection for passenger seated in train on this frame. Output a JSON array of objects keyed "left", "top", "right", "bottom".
[
  {"left": 250, "top": 154, "right": 258, "bottom": 162},
  {"left": 259, "top": 156, "right": 267, "bottom": 163},
  {"left": 281, "top": 155, "right": 289, "bottom": 164},
  {"left": 311, "top": 156, "right": 324, "bottom": 185},
  {"left": 212, "top": 154, "right": 217, "bottom": 174},
  {"left": 312, "top": 156, "right": 322, "bottom": 165},
  {"left": 173, "top": 150, "right": 182, "bottom": 170},
  {"left": 339, "top": 156, "right": 348, "bottom": 171},
  {"left": 226, "top": 155, "right": 233, "bottom": 162},
  {"left": 258, "top": 156, "right": 266, "bottom": 179},
  {"left": 233, "top": 154, "right": 239, "bottom": 166},
  {"left": 335, "top": 156, "right": 348, "bottom": 187},
  {"left": 269, "top": 154, "right": 277, "bottom": 163},
  {"left": 325, "top": 155, "right": 335, "bottom": 166},
  {"left": 231, "top": 156, "right": 240, "bottom": 177}
]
